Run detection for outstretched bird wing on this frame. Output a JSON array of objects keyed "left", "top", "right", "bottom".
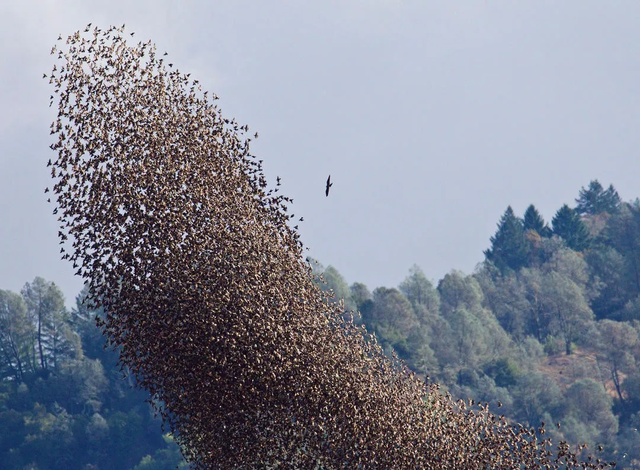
[{"left": 325, "top": 175, "right": 332, "bottom": 197}]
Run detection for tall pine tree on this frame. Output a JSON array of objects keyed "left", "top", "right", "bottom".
[
  {"left": 575, "top": 180, "right": 621, "bottom": 215},
  {"left": 551, "top": 204, "right": 591, "bottom": 251},
  {"left": 484, "top": 206, "right": 530, "bottom": 273},
  {"left": 523, "top": 204, "right": 552, "bottom": 237}
]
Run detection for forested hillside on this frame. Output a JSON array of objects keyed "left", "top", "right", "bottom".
[
  {"left": 314, "top": 180, "right": 640, "bottom": 468},
  {"left": 2, "top": 179, "right": 638, "bottom": 468},
  {"left": 0, "top": 281, "right": 187, "bottom": 469},
  {"left": 1, "top": 179, "right": 638, "bottom": 468}
]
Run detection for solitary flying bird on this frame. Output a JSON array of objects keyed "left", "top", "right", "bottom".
[{"left": 325, "top": 175, "right": 333, "bottom": 197}]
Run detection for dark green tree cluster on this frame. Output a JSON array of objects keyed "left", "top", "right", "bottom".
[
  {"left": 484, "top": 206, "right": 531, "bottom": 272},
  {"left": 485, "top": 180, "right": 623, "bottom": 274},
  {"left": 483, "top": 180, "right": 639, "bottom": 321},
  {"left": 552, "top": 204, "right": 592, "bottom": 252},
  {"left": 575, "top": 180, "right": 621, "bottom": 216},
  {"left": 0, "top": 282, "right": 188, "bottom": 470}
]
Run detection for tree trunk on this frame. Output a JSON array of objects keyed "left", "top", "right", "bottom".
[
  {"left": 612, "top": 365, "right": 625, "bottom": 405},
  {"left": 8, "top": 334, "right": 24, "bottom": 381},
  {"left": 38, "top": 303, "right": 46, "bottom": 370}
]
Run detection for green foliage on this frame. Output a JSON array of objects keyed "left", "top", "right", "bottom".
[
  {"left": 20, "top": 278, "right": 79, "bottom": 372},
  {"left": 368, "top": 287, "right": 418, "bottom": 336},
  {"left": 541, "top": 271, "right": 594, "bottom": 354},
  {"left": 362, "top": 287, "right": 420, "bottom": 361},
  {"left": 132, "top": 435, "right": 188, "bottom": 470},
  {"left": 565, "top": 378, "right": 619, "bottom": 444},
  {"left": 0, "top": 281, "right": 188, "bottom": 470},
  {"left": 404, "top": 326, "right": 439, "bottom": 375},
  {"left": 523, "top": 204, "right": 552, "bottom": 237},
  {"left": 8, "top": 225, "right": 640, "bottom": 468},
  {"left": 321, "top": 265, "right": 357, "bottom": 312},
  {"left": 470, "top": 183, "right": 640, "bottom": 461},
  {"left": 596, "top": 320, "right": 638, "bottom": 404},
  {"left": 350, "top": 282, "right": 372, "bottom": 310},
  {"left": 543, "top": 335, "right": 565, "bottom": 356},
  {"left": 0, "top": 290, "right": 32, "bottom": 381},
  {"left": 585, "top": 247, "right": 627, "bottom": 319},
  {"left": 511, "top": 371, "right": 564, "bottom": 426},
  {"left": 438, "top": 270, "right": 484, "bottom": 315},
  {"left": 605, "top": 202, "right": 640, "bottom": 298},
  {"left": 484, "top": 358, "right": 520, "bottom": 388},
  {"left": 399, "top": 264, "right": 440, "bottom": 316},
  {"left": 575, "top": 180, "right": 621, "bottom": 216},
  {"left": 622, "top": 374, "right": 640, "bottom": 411},
  {"left": 552, "top": 204, "right": 591, "bottom": 251},
  {"left": 475, "top": 270, "right": 529, "bottom": 339},
  {"left": 484, "top": 206, "right": 530, "bottom": 273}
]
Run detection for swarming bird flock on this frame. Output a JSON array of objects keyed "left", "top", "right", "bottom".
[{"left": 47, "top": 24, "right": 615, "bottom": 469}]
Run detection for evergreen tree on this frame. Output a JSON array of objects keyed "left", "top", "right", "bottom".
[
  {"left": 0, "top": 290, "right": 32, "bottom": 381},
  {"left": 484, "top": 206, "right": 530, "bottom": 273},
  {"left": 551, "top": 205, "right": 591, "bottom": 251},
  {"left": 575, "top": 180, "right": 621, "bottom": 215},
  {"left": 605, "top": 202, "right": 640, "bottom": 296},
  {"left": 523, "top": 205, "right": 551, "bottom": 237},
  {"left": 21, "top": 278, "right": 68, "bottom": 372}
]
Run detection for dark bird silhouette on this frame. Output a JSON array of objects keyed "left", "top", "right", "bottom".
[{"left": 325, "top": 175, "right": 333, "bottom": 197}]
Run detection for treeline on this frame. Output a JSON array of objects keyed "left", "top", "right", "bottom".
[
  {"left": 2, "top": 179, "right": 640, "bottom": 468},
  {"left": 0, "top": 280, "right": 187, "bottom": 470},
  {"left": 314, "top": 180, "right": 640, "bottom": 467}
]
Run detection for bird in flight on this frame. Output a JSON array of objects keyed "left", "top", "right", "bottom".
[{"left": 325, "top": 175, "right": 333, "bottom": 197}]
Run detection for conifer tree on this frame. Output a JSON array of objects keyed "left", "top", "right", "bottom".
[
  {"left": 523, "top": 204, "right": 552, "bottom": 237},
  {"left": 575, "top": 180, "right": 621, "bottom": 215},
  {"left": 551, "top": 204, "right": 591, "bottom": 251},
  {"left": 484, "top": 206, "right": 530, "bottom": 273}
]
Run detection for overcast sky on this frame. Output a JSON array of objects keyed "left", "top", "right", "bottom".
[{"left": 2, "top": 1, "right": 640, "bottom": 306}]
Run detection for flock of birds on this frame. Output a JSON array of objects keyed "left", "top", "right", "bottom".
[{"left": 46, "top": 24, "right": 616, "bottom": 469}]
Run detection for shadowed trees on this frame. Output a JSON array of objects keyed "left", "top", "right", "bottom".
[
  {"left": 0, "top": 290, "right": 31, "bottom": 381},
  {"left": 484, "top": 206, "right": 530, "bottom": 273},
  {"left": 575, "top": 180, "right": 621, "bottom": 216},
  {"left": 524, "top": 204, "right": 552, "bottom": 238},
  {"left": 0, "top": 279, "right": 77, "bottom": 380},
  {"left": 552, "top": 205, "right": 591, "bottom": 252}
]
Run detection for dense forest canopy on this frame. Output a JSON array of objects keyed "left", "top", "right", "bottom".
[{"left": 2, "top": 23, "right": 637, "bottom": 468}]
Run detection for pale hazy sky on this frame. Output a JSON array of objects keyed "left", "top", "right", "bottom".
[{"left": 2, "top": 1, "right": 640, "bottom": 305}]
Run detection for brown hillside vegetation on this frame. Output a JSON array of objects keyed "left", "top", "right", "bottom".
[
  {"left": 539, "top": 347, "right": 622, "bottom": 399},
  {"left": 47, "top": 25, "right": 614, "bottom": 469}
]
